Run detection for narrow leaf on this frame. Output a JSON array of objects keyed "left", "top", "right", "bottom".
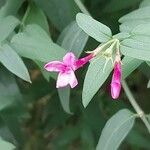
[
  {"left": 24, "top": 2, "right": 49, "bottom": 33},
  {"left": 132, "top": 23, "right": 150, "bottom": 35},
  {"left": 0, "top": 16, "right": 19, "bottom": 43},
  {"left": 34, "top": 0, "right": 79, "bottom": 30},
  {"left": 121, "top": 39, "right": 150, "bottom": 61},
  {"left": 76, "top": 13, "right": 112, "bottom": 43},
  {"left": 0, "top": 44, "right": 31, "bottom": 82},
  {"left": 119, "top": 6, "right": 150, "bottom": 23},
  {"left": 119, "top": 19, "right": 150, "bottom": 33},
  {"left": 147, "top": 80, "right": 150, "bottom": 88},
  {"left": 96, "top": 109, "right": 136, "bottom": 150},
  {"left": 0, "top": 0, "right": 24, "bottom": 18},
  {"left": 82, "top": 57, "right": 112, "bottom": 107},
  {"left": 0, "top": 137, "right": 15, "bottom": 150},
  {"left": 103, "top": 0, "right": 140, "bottom": 13},
  {"left": 140, "top": 0, "right": 150, "bottom": 8},
  {"left": 58, "top": 87, "right": 72, "bottom": 114}
]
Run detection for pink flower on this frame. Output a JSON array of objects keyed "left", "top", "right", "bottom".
[
  {"left": 44, "top": 52, "right": 93, "bottom": 88},
  {"left": 111, "top": 61, "right": 122, "bottom": 99}
]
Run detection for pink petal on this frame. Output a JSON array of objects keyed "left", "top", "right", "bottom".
[
  {"left": 63, "top": 52, "right": 77, "bottom": 69},
  {"left": 68, "top": 70, "right": 78, "bottom": 88},
  {"left": 75, "top": 54, "right": 93, "bottom": 69},
  {"left": 56, "top": 70, "right": 78, "bottom": 88},
  {"left": 111, "top": 62, "right": 122, "bottom": 99},
  {"left": 44, "top": 61, "right": 65, "bottom": 72},
  {"left": 111, "top": 82, "right": 121, "bottom": 99}
]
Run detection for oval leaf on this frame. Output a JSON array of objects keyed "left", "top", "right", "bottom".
[
  {"left": 96, "top": 109, "right": 136, "bottom": 150},
  {"left": 76, "top": 13, "right": 112, "bottom": 43},
  {"left": 119, "top": 6, "right": 150, "bottom": 23},
  {"left": 121, "top": 39, "right": 150, "bottom": 61}
]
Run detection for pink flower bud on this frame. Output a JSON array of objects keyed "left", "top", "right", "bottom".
[{"left": 111, "top": 62, "right": 122, "bottom": 99}]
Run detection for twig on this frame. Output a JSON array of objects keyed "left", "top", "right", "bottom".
[{"left": 122, "top": 80, "right": 150, "bottom": 134}]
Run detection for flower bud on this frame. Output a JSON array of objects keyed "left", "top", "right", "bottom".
[{"left": 111, "top": 61, "right": 122, "bottom": 99}]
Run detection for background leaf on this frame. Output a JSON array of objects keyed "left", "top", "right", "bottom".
[
  {"left": 57, "top": 21, "right": 88, "bottom": 57},
  {"left": 0, "top": 44, "right": 31, "bottom": 82},
  {"left": 0, "top": 0, "right": 24, "bottom": 18},
  {"left": 34, "top": 0, "right": 79, "bottom": 30},
  {"left": 0, "top": 16, "right": 19, "bottom": 43},
  {"left": 24, "top": 2, "right": 49, "bottom": 33},
  {"left": 103, "top": 0, "right": 141, "bottom": 13},
  {"left": 96, "top": 109, "right": 136, "bottom": 150},
  {"left": 11, "top": 24, "right": 66, "bottom": 62}
]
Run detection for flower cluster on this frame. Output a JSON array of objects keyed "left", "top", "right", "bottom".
[{"left": 44, "top": 41, "right": 122, "bottom": 99}]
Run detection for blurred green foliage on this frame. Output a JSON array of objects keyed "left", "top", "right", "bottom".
[{"left": 0, "top": 0, "right": 149, "bottom": 150}]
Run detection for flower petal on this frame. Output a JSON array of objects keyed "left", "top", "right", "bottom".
[
  {"left": 75, "top": 54, "right": 93, "bottom": 69},
  {"left": 56, "top": 70, "right": 78, "bottom": 88},
  {"left": 68, "top": 70, "right": 78, "bottom": 88},
  {"left": 111, "top": 62, "right": 122, "bottom": 99},
  {"left": 111, "top": 82, "right": 121, "bottom": 99},
  {"left": 63, "top": 52, "right": 77, "bottom": 69},
  {"left": 44, "top": 61, "right": 65, "bottom": 72}
]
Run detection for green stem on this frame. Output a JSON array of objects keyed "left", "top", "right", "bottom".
[
  {"left": 74, "top": 0, "right": 91, "bottom": 16},
  {"left": 19, "top": 4, "right": 31, "bottom": 31},
  {"left": 122, "top": 80, "right": 150, "bottom": 134}
]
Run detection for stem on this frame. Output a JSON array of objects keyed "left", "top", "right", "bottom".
[
  {"left": 19, "top": 4, "right": 31, "bottom": 31},
  {"left": 122, "top": 80, "right": 150, "bottom": 133},
  {"left": 74, "top": 0, "right": 91, "bottom": 16}
]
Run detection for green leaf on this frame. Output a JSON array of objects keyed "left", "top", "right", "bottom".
[
  {"left": 58, "top": 86, "right": 72, "bottom": 114},
  {"left": 24, "top": 2, "right": 49, "bottom": 33},
  {"left": 0, "top": 69, "right": 28, "bottom": 144},
  {"left": 57, "top": 21, "right": 88, "bottom": 57},
  {"left": 119, "top": 19, "right": 150, "bottom": 33},
  {"left": 96, "top": 109, "right": 136, "bottom": 150},
  {"left": 140, "top": 0, "right": 150, "bottom": 8},
  {"left": 0, "top": 44, "right": 31, "bottom": 82},
  {"left": 113, "top": 33, "right": 131, "bottom": 41},
  {"left": 122, "top": 56, "right": 143, "bottom": 79},
  {"left": 11, "top": 24, "right": 66, "bottom": 62},
  {"left": 34, "top": 0, "right": 79, "bottom": 30},
  {"left": 76, "top": 13, "right": 112, "bottom": 43},
  {"left": 119, "top": 6, "right": 150, "bottom": 23},
  {"left": 0, "top": 0, "right": 24, "bottom": 18},
  {"left": 82, "top": 57, "right": 112, "bottom": 107},
  {"left": 0, "top": 16, "right": 19, "bottom": 43},
  {"left": 103, "top": 0, "right": 141, "bottom": 13},
  {"left": 147, "top": 80, "right": 150, "bottom": 88},
  {"left": 121, "top": 39, "right": 150, "bottom": 61},
  {"left": 132, "top": 23, "right": 150, "bottom": 35},
  {"left": 0, "top": 137, "right": 15, "bottom": 150}
]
